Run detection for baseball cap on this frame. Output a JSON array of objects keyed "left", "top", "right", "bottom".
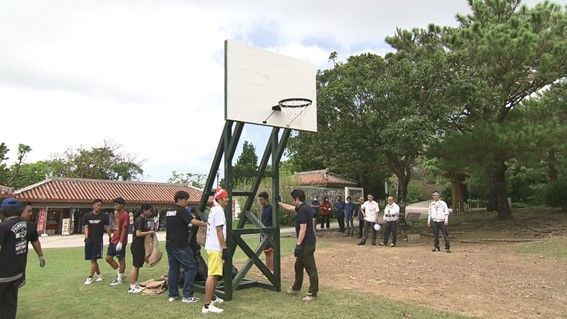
[{"left": 0, "top": 198, "right": 22, "bottom": 210}]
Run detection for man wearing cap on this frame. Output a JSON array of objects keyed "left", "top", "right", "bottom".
[
  {"left": 0, "top": 198, "right": 45, "bottom": 319},
  {"left": 166, "top": 191, "right": 207, "bottom": 304},
  {"left": 381, "top": 196, "right": 400, "bottom": 247},
  {"left": 358, "top": 194, "right": 380, "bottom": 246},
  {"left": 202, "top": 188, "right": 229, "bottom": 314},
  {"left": 428, "top": 191, "right": 451, "bottom": 253}
]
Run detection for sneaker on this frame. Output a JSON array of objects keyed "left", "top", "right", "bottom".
[
  {"left": 286, "top": 288, "right": 300, "bottom": 295},
  {"left": 109, "top": 277, "right": 122, "bottom": 286},
  {"left": 445, "top": 249, "right": 451, "bottom": 253},
  {"left": 378, "top": 243, "right": 385, "bottom": 246},
  {"left": 84, "top": 277, "right": 93, "bottom": 285},
  {"left": 182, "top": 296, "right": 200, "bottom": 303},
  {"left": 357, "top": 242, "right": 365, "bottom": 246},
  {"left": 390, "top": 243, "right": 395, "bottom": 247},
  {"left": 128, "top": 286, "right": 144, "bottom": 294},
  {"left": 202, "top": 304, "right": 224, "bottom": 314},
  {"left": 432, "top": 248, "right": 440, "bottom": 252},
  {"left": 302, "top": 294, "right": 316, "bottom": 302},
  {"left": 95, "top": 275, "right": 103, "bottom": 282},
  {"left": 168, "top": 296, "right": 179, "bottom": 302},
  {"left": 211, "top": 296, "right": 224, "bottom": 305}
]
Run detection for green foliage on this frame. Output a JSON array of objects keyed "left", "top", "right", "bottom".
[
  {"left": 546, "top": 177, "right": 567, "bottom": 209},
  {"left": 233, "top": 141, "right": 258, "bottom": 185},
  {"left": 168, "top": 171, "right": 207, "bottom": 188}
]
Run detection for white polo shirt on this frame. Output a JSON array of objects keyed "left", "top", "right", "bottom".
[
  {"left": 361, "top": 200, "right": 380, "bottom": 222},
  {"left": 205, "top": 201, "right": 226, "bottom": 252}
]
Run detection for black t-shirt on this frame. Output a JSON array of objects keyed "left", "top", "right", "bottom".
[
  {"left": 0, "top": 218, "right": 39, "bottom": 279},
  {"left": 295, "top": 203, "right": 315, "bottom": 246},
  {"left": 132, "top": 216, "right": 153, "bottom": 245},
  {"left": 165, "top": 205, "right": 194, "bottom": 248},
  {"left": 261, "top": 204, "right": 273, "bottom": 227},
  {"left": 82, "top": 212, "right": 109, "bottom": 243}
]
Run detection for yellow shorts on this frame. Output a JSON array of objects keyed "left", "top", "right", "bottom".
[{"left": 207, "top": 250, "right": 223, "bottom": 276}]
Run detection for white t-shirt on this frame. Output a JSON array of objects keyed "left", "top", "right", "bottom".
[
  {"left": 383, "top": 203, "right": 400, "bottom": 222},
  {"left": 428, "top": 200, "right": 449, "bottom": 222},
  {"left": 205, "top": 202, "right": 227, "bottom": 251},
  {"left": 361, "top": 200, "right": 380, "bottom": 222}
]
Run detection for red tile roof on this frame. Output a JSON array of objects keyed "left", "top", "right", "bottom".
[
  {"left": 14, "top": 178, "right": 210, "bottom": 206},
  {"left": 294, "top": 169, "right": 358, "bottom": 187}
]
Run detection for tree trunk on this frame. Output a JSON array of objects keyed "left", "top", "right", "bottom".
[
  {"left": 548, "top": 151, "right": 558, "bottom": 183},
  {"left": 396, "top": 174, "right": 410, "bottom": 227},
  {"left": 487, "top": 174, "right": 497, "bottom": 212},
  {"left": 491, "top": 158, "right": 512, "bottom": 220}
]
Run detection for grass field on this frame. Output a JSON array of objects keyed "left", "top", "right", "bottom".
[
  {"left": 17, "top": 237, "right": 465, "bottom": 319},
  {"left": 517, "top": 236, "right": 567, "bottom": 258}
]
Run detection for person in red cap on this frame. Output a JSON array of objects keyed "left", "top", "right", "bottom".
[{"left": 202, "top": 188, "right": 229, "bottom": 314}]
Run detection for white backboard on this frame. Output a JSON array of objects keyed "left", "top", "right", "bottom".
[{"left": 225, "top": 40, "right": 317, "bottom": 132}]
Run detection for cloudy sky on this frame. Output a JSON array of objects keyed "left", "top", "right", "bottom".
[{"left": 1, "top": 0, "right": 565, "bottom": 183}]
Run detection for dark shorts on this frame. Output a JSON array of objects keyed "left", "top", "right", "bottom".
[
  {"left": 85, "top": 241, "right": 103, "bottom": 261},
  {"left": 107, "top": 243, "right": 127, "bottom": 259},
  {"left": 261, "top": 234, "right": 273, "bottom": 253},
  {"left": 131, "top": 242, "right": 145, "bottom": 268}
]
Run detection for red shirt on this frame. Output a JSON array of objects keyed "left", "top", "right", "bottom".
[
  {"left": 111, "top": 209, "right": 130, "bottom": 244},
  {"left": 321, "top": 201, "right": 332, "bottom": 216}
]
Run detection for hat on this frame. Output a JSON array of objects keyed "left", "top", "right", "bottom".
[
  {"left": 214, "top": 188, "right": 229, "bottom": 200},
  {"left": 373, "top": 224, "right": 381, "bottom": 231},
  {"left": 0, "top": 198, "right": 22, "bottom": 210}
]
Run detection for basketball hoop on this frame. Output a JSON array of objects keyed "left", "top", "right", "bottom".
[{"left": 262, "top": 98, "right": 312, "bottom": 127}]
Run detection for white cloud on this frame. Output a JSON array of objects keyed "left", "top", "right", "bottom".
[{"left": 1, "top": 0, "right": 565, "bottom": 182}]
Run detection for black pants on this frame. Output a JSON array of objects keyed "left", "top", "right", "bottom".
[
  {"left": 320, "top": 215, "right": 330, "bottom": 229},
  {"left": 337, "top": 214, "right": 345, "bottom": 232},
  {"left": 0, "top": 280, "right": 19, "bottom": 319},
  {"left": 345, "top": 216, "right": 354, "bottom": 234},
  {"left": 292, "top": 245, "right": 318, "bottom": 296},
  {"left": 359, "top": 221, "right": 377, "bottom": 244},
  {"left": 432, "top": 221, "right": 450, "bottom": 250},
  {"left": 357, "top": 219, "right": 364, "bottom": 237},
  {"left": 383, "top": 221, "right": 398, "bottom": 245}
]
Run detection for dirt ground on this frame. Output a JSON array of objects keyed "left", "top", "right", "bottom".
[{"left": 274, "top": 214, "right": 567, "bottom": 319}]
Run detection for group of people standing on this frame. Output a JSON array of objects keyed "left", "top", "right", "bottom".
[
  {"left": 81, "top": 190, "right": 230, "bottom": 314},
  {"left": 309, "top": 191, "right": 451, "bottom": 252}
]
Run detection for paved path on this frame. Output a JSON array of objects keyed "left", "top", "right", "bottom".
[{"left": 39, "top": 222, "right": 340, "bottom": 248}]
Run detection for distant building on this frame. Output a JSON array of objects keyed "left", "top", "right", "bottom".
[
  {"left": 294, "top": 169, "right": 361, "bottom": 201},
  {"left": 15, "top": 178, "right": 211, "bottom": 235}
]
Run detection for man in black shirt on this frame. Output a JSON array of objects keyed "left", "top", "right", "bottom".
[
  {"left": 281, "top": 189, "right": 318, "bottom": 302},
  {"left": 165, "top": 191, "right": 207, "bottom": 304},
  {"left": 82, "top": 199, "right": 111, "bottom": 285},
  {"left": 0, "top": 198, "right": 45, "bottom": 319},
  {"left": 258, "top": 191, "right": 274, "bottom": 272},
  {"left": 128, "top": 204, "right": 155, "bottom": 293}
]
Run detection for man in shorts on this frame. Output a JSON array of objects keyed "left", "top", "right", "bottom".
[
  {"left": 258, "top": 191, "right": 274, "bottom": 271},
  {"left": 83, "top": 199, "right": 111, "bottom": 285},
  {"left": 106, "top": 197, "right": 130, "bottom": 285},
  {"left": 128, "top": 204, "right": 155, "bottom": 293},
  {"left": 202, "top": 188, "right": 229, "bottom": 314}
]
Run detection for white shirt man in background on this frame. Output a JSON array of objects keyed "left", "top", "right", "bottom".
[
  {"left": 380, "top": 196, "right": 400, "bottom": 247},
  {"left": 357, "top": 194, "right": 380, "bottom": 246},
  {"left": 427, "top": 191, "right": 450, "bottom": 252}
]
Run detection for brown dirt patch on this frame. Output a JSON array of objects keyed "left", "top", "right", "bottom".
[{"left": 276, "top": 231, "right": 567, "bottom": 319}]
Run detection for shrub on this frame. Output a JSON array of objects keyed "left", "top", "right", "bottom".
[{"left": 546, "top": 178, "right": 567, "bottom": 209}]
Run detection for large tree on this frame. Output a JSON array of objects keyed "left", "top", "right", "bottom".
[
  {"left": 436, "top": 0, "right": 567, "bottom": 219},
  {"left": 233, "top": 141, "right": 258, "bottom": 185}
]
